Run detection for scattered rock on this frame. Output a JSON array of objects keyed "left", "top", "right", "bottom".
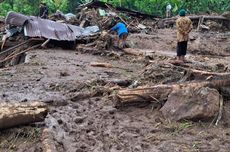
[
  {"left": 74, "top": 116, "right": 87, "bottom": 124},
  {"left": 57, "top": 119, "right": 63, "bottom": 124},
  {"left": 102, "top": 106, "right": 117, "bottom": 114},
  {"left": 60, "top": 71, "right": 70, "bottom": 77},
  {"left": 21, "top": 98, "right": 28, "bottom": 102}
]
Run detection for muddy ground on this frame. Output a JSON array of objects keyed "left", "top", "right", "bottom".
[{"left": 0, "top": 29, "right": 230, "bottom": 152}]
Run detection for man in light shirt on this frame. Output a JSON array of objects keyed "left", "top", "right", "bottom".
[{"left": 166, "top": 3, "right": 172, "bottom": 18}]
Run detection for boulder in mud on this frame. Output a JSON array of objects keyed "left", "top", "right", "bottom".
[{"left": 160, "top": 86, "right": 220, "bottom": 121}]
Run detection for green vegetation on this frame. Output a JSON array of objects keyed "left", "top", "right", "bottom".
[
  {"left": 105, "top": 0, "right": 230, "bottom": 16},
  {"left": 0, "top": 0, "right": 229, "bottom": 17}
]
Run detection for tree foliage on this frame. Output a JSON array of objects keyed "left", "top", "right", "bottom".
[{"left": 0, "top": 0, "right": 229, "bottom": 17}]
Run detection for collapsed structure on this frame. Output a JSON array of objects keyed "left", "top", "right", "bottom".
[{"left": 5, "top": 11, "right": 99, "bottom": 41}]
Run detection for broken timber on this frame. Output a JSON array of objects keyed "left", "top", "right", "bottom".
[
  {"left": 0, "top": 102, "right": 48, "bottom": 130},
  {"left": 0, "top": 43, "right": 42, "bottom": 65}
]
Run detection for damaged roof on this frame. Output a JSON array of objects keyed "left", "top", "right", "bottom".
[{"left": 5, "top": 11, "right": 99, "bottom": 41}]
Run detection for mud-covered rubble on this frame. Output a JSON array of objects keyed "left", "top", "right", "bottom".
[
  {"left": 0, "top": 3, "right": 230, "bottom": 151},
  {"left": 0, "top": 45, "right": 230, "bottom": 151},
  {"left": 140, "top": 58, "right": 230, "bottom": 85}
]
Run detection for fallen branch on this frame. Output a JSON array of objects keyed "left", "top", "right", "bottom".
[
  {"left": 90, "top": 62, "right": 112, "bottom": 68},
  {"left": 170, "top": 63, "right": 230, "bottom": 80},
  {"left": 41, "top": 39, "right": 50, "bottom": 48},
  {"left": 197, "top": 16, "right": 204, "bottom": 31},
  {"left": 215, "top": 95, "right": 223, "bottom": 126},
  {"left": 105, "top": 3, "right": 128, "bottom": 26},
  {"left": 0, "top": 102, "right": 48, "bottom": 129}
]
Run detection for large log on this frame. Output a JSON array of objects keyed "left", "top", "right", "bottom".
[
  {"left": 0, "top": 102, "right": 48, "bottom": 129},
  {"left": 115, "top": 80, "right": 230, "bottom": 106}
]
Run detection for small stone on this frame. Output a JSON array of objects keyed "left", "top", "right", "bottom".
[
  {"left": 102, "top": 106, "right": 117, "bottom": 114},
  {"left": 57, "top": 119, "right": 63, "bottom": 124},
  {"left": 2, "top": 94, "right": 8, "bottom": 98},
  {"left": 21, "top": 99, "right": 28, "bottom": 102},
  {"left": 76, "top": 149, "right": 84, "bottom": 152},
  {"left": 74, "top": 116, "right": 86, "bottom": 124},
  {"left": 60, "top": 71, "right": 70, "bottom": 77}
]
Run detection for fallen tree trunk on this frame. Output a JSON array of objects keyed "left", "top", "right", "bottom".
[
  {"left": 0, "top": 102, "right": 48, "bottom": 130},
  {"left": 115, "top": 80, "right": 230, "bottom": 106}
]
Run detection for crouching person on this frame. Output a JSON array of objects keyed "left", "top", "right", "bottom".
[{"left": 109, "top": 22, "right": 128, "bottom": 49}]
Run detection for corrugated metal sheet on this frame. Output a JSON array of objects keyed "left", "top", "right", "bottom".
[{"left": 5, "top": 11, "right": 99, "bottom": 41}]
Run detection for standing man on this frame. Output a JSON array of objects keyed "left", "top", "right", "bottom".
[
  {"left": 166, "top": 3, "right": 172, "bottom": 18},
  {"left": 39, "top": 2, "right": 49, "bottom": 19},
  {"left": 176, "top": 9, "right": 193, "bottom": 62},
  {"left": 109, "top": 21, "right": 128, "bottom": 49}
]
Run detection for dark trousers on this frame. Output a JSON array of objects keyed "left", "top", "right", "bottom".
[{"left": 177, "top": 41, "right": 188, "bottom": 56}]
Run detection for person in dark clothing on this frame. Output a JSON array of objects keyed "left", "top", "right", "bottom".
[{"left": 39, "top": 3, "right": 49, "bottom": 19}]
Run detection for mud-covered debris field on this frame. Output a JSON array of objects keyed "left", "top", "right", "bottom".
[{"left": 0, "top": 2, "right": 230, "bottom": 152}]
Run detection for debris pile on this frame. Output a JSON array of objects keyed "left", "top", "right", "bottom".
[{"left": 76, "top": 1, "right": 158, "bottom": 32}]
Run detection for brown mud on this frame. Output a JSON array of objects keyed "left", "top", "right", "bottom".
[{"left": 0, "top": 29, "right": 230, "bottom": 152}]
